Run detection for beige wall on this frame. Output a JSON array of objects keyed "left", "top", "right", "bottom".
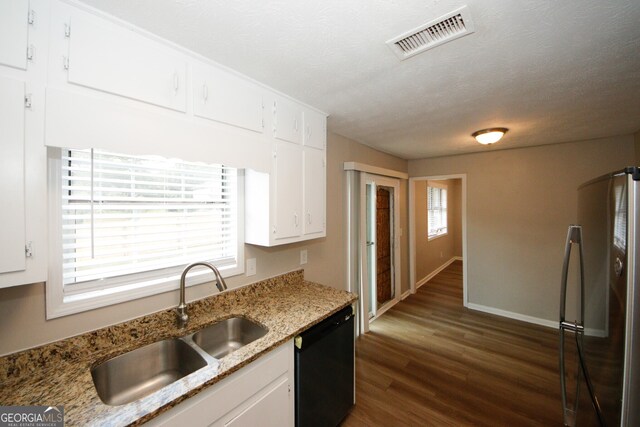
[
  {"left": 0, "top": 132, "right": 408, "bottom": 356},
  {"left": 414, "top": 179, "right": 462, "bottom": 282},
  {"left": 409, "top": 135, "right": 635, "bottom": 323}
]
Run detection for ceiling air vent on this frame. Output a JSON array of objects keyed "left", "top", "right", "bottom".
[{"left": 386, "top": 6, "right": 475, "bottom": 60}]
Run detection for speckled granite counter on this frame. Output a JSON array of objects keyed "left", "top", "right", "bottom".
[{"left": 0, "top": 270, "right": 357, "bottom": 426}]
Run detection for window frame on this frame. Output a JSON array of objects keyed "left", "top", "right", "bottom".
[
  {"left": 427, "top": 182, "right": 448, "bottom": 241},
  {"left": 46, "top": 148, "right": 244, "bottom": 319}
]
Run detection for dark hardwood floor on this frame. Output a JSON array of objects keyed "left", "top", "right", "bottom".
[{"left": 341, "top": 261, "right": 563, "bottom": 426}]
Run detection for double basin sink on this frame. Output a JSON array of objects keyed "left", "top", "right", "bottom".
[{"left": 91, "top": 317, "right": 268, "bottom": 406}]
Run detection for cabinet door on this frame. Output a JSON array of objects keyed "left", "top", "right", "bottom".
[
  {"left": 0, "top": 0, "right": 29, "bottom": 70},
  {"left": 303, "top": 148, "right": 326, "bottom": 236},
  {"left": 0, "top": 76, "right": 26, "bottom": 274},
  {"left": 193, "top": 62, "right": 263, "bottom": 133},
  {"left": 225, "top": 378, "right": 291, "bottom": 427},
  {"left": 67, "top": 8, "right": 187, "bottom": 112},
  {"left": 273, "top": 96, "right": 301, "bottom": 144},
  {"left": 274, "top": 142, "right": 302, "bottom": 240},
  {"left": 303, "top": 109, "right": 326, "bottom": 150}
]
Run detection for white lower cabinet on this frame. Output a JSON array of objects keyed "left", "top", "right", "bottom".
[
  {"left": 224, "top": 377, "right": 290, "bottom": 427},
  {"left": 147, "top": 341, "right": 294, "bottom": 427}
]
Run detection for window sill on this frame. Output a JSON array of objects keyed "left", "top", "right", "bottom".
[
  {"left": 427, "top": 232, "right": 448, "bottom": 241},
  {"left": 46, "top": 263, "right": 243, "bottom": 319}
]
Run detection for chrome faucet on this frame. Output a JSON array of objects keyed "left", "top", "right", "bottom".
[{"left": 176, "top": 262, "right": 228, "bottom": 328}]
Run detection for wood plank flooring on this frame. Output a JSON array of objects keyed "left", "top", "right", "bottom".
[{"left": 341, "top": 261, "right": 563, "bottom": 426}]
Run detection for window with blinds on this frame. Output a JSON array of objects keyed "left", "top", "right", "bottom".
[
  {"left": 427, "top": 186, "right": 447, "bottom": 239},
  {"left": 61, "top": 148, "right": 238, "bottom": 288}
]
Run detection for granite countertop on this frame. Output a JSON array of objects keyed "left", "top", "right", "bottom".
[{"left": 0, "top": 270, "right": 357, "bottom": 426}]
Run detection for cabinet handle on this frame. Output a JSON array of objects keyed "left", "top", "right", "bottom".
[
  {"left": 307, "top": 212, "right": 312, "bottom": 224},
  {"left": 173, "top": 73, "right": 179, "bottom": 93},
  {"left": 294, "top": 119, "right": 298, "bottom": 132},
  {"left": 294, "top": 213, "right": 298, "bottom": 227},
  {"left": 203, "top": 84, "right": 208, "bottom": 102}
]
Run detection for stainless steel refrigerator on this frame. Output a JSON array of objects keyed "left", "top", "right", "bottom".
[{"left": 559, "top": 167, "right": 640, "bottom": 426}]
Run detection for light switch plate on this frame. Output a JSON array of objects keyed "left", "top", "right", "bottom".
[
  {"left": 300, "top": 249, "right": 308, "bottom": 265},
  {"left": 246, "top": 258, "right": 256, "bottom": 276}
]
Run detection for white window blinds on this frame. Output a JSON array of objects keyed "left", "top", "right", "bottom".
[
  {"left": 61, "top": 148, "right": 237, "bottom": 286},
  {"left": 427, "top": 186, "right": 447, "bottom": 238}
]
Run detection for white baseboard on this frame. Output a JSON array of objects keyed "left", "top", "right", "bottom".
[
  {"left": 466, "top": 303, "right": 607, "bottom": 337},
  {"left": 375, "top": 297, "right": 400, "bottom": 318},
  {"left": 466, "top": 303, "right": 557, "bottom": 329},
  {"left": 416, "top": 257, "right": 459, "bottom": 289},
  {"left": 401, "top": 290, "right": 411, "bottom": 300},
  {"left": 453, "top": 256, "right": 463, "bottom": 261}
]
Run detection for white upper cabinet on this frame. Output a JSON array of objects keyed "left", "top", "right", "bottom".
[
  {"left": 66, "top": 7, "right": 187, "bottom": 112},
  {"left": 274, "top": 142, "right": 303, "bottom": 240},
  {"left": 0, "top": 0, "right": 30, "bottom": 70},
  {"left": 303, "top": 108, "right": 326, "bottom": 150},
  {"left": 0, "top": 76, "right": 27, "bottom": 275},
  {"left": 273, "top": 95, "right": 302, "bottom": 144},
  {"left": 193, "top": 62, "right": 263, "bottom": 133},
  {"left": 303, "top": 148, "right": 326, "bottom": 237}
]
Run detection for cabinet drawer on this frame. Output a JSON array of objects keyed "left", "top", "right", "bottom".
[{"left": 67, "top": 8, "right": 187, "bottom": 112}]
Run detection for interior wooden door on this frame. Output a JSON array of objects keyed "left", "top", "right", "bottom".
[
  {"left": 360, "top": 173, "right": 400, "bottom": 332},
  {"left": 376, "top": 188, "right": 392, "bottom": 306}
]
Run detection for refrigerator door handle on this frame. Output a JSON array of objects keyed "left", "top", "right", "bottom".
[
  {"left": 559, "top": 225, "right": 585, "bottom": 427},
  {"left": 560, "top": 225, "right": 583, "bottom": 323}
]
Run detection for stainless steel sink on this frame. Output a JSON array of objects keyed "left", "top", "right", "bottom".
[
  {"left": 91, "top": 338, "right": 207, "bottom": 406},
  {"left": 192, "top": 317, "right": 268, "bottom": 359},
  {"left": 90, "top": 317, "right": 267, "bottom": 406}
]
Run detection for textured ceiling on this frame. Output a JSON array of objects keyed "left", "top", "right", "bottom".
[{"left": 77, "top": 0, "right": 640, "bottom": 159}]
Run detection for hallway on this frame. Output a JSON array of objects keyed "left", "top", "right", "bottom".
[{"left": 342, "top": 261, "right": 563, "bottom": 426}]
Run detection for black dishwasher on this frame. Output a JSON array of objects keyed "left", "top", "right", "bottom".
[{"left": 295, "top": 305, "right": 355, "bottom": 427}]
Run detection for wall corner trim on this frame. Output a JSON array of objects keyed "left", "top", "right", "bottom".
[{"left": 343, "top": 162, "right": 408, "bottom": 179}]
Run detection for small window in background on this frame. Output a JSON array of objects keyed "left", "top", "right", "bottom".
[
  {"left": 427, "top": 186, "right": 447, "bottom": 239},
  {"left": 47, "top": 147, "right": 242, "bottom": 317}
]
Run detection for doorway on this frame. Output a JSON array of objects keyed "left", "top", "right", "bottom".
[
  {"left": 362, "top": 174, "right": 401, "bottom": 325},
  {"left": 409, "top": 174, "right": 468, "bottom": 306}
]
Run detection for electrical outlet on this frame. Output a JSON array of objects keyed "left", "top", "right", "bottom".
[
  {"left": 300, "top": 249, "right": 308, "bottom": 265},
  {"left": 246, "top": 258, "right": 256, "bottom": 276}
]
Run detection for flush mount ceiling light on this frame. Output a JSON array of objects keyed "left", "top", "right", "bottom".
[{"left": 472, "top": 128, "right": 508, "bottom": 145}]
